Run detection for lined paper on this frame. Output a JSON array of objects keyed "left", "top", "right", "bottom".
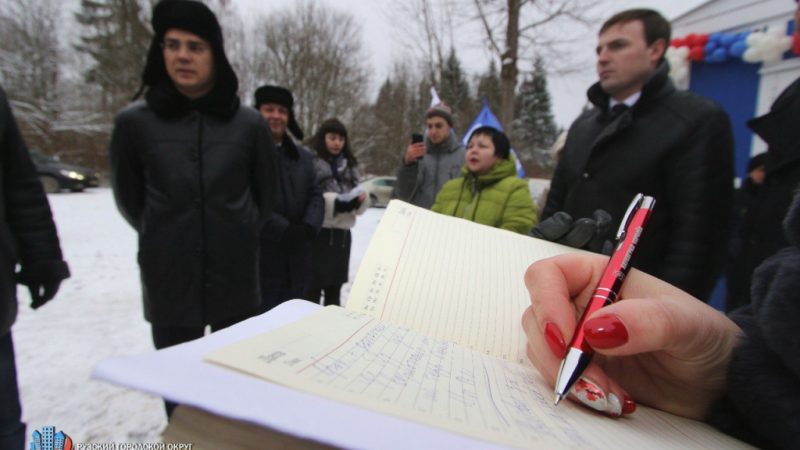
[
  {"left": 346, "top": 200, "right": 580, "bottom": 365},
  {"left": 207, "top": 306, "right": 752, "bottom": 450}
]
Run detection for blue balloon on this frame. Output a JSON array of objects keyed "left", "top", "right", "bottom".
[
  {"left": 704, "top": 41, "right": 718, "bottom": 53},
  {"left": 720, "top": 33, "right": 737, "bottom": 47},
  {"left": 709, "top": 32, "right": 722, "bottom": 43},
  {"left": 730, "top": 40, "right": 748, "bottom": 58},
  {"left": 706, "top": 47, "right": 729, "bottom": 63}
]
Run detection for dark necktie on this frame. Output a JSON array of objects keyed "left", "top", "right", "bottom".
[
  {"left": 608, "top": 103, "right": 630, "bottom": 122},
  {"left": 609, "top": 103, "right": 629, "bottom": 120}
]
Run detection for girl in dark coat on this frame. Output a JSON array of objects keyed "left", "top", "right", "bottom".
[{"left": 306, "top": 119, "right": 368, "bottom": 306}]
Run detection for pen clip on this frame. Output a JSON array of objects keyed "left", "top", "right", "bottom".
[{"left": 615, "top": 193, "right": 644, "bottom": 241}]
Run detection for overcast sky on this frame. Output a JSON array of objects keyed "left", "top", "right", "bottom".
[{"left": 233, "top": 0, "right": 708, "bottom": 127}]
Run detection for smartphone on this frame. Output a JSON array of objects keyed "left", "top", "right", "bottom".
[{"left": 411, "top": 133, "right": 424, "bottom": 160}]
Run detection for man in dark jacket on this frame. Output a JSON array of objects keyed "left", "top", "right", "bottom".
[
  {"left": 0, "top": 85, "right": 69, "bottom": 450},
  {"left": 254, "top": 85, "right": 323, "bottom": 310},
  {"left": 109, "top": 0, "right": 275, "bottom": 375},
  {"left": 394, "top": 103, "right": 466, "bottom": 209},
  {"left": 540, "top": 8, "right": 734, "bottom": 300},
  {"left": 726, "top": 4, "right": 800, "bottom": 312}
]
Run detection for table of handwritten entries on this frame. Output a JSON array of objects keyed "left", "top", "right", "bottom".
[{"left": 207, "top": 307, "right": 745, "bottom": 450}]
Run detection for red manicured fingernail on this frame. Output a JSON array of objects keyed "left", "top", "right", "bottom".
[
  {"left": 584, "top": 315, "right": 629, "bottom": 349},
  {"left": 623, "top": 394, "right": 636, "bottom": 414},
  {"left": 544, "top": 322, "right": 566, "bottom": 358}
]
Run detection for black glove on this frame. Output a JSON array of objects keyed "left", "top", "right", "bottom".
[
  {"left": 334, "top": 196, "right": 361, "bottom": 214},
  {"left": 530, "top": 210, "right": 615, "bottom": 255},
  {"left": 28, "top": 280, "right": 63, "bottom": 309},
  {"left": 17, "top": 260, "right": 70, "bottom": 309}
]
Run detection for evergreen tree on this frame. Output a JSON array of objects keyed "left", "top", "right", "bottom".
[
  {"left": 438, "top": 48, "right": 473, "bottom": 134},
  {"left": 476, "top": 60, "right": 502, "bottom": 117},
  {"left": 512, "top": 57, "right": 557, "bottom": 169},
  {"left": 75, "top": 0, "right": 152, "bottom": 114},
  {"left": 364, "top": 74, "right": 413, "bottom": 176}
]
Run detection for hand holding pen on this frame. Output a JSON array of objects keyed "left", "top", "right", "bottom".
[
  {"left": 520, "top": 196, "right": 741, "bottom": 419},
  {"left": 553, "top": 194, "right": 655, "bottom": 405}
]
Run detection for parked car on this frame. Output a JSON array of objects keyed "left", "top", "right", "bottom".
[
  {"left": 359, "top": 176, "right": 396, "bottom": 208},
  {"left": 30, "top": 151, "right": 100, "bottom": 193}
]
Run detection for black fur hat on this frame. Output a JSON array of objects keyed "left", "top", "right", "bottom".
[
  {"left": 137, "top": 0, "right": 238, "bottom": 103},
  {"left": 253, "top": 85, "right": 304, "bottom": 140}
]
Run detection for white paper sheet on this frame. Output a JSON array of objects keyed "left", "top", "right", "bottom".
[
  {"left": 95, "top": 300, "right": 752, "bottom": 450},
  {"left": 92, "top": 300, "right": 509, "bottom": 450}
]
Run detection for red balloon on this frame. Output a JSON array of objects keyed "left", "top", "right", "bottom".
[
  {"left": 685, "top": 33, "right": 698, "bottom": 46},
  {"left": 688, "top": 46, "right": 705, "bottom": 61},
  {"left": 794, "top": 34, "right": 800, "bottom": 55},
  {"left": 697, "top": 33, "right": 710, "bottom": 46},
  {"left": 671, "top": 37, "right": 685, "bottom": 47}
]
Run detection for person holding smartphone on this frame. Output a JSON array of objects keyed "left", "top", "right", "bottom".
[{"left": 394, "top": 102, "right": 465, "bottom": 209}]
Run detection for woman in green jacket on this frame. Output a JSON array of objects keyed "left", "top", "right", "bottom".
[{"left": 431, "top": 126, "right": 537, "bottom": 234}]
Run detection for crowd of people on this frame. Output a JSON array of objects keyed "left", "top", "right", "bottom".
[{"left": 0, "top": 0, "right": 798, "bottom": 448}]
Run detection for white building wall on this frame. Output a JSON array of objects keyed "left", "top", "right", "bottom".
[{"left": 673, "top": 0, "right": 794, "bottom": 36}]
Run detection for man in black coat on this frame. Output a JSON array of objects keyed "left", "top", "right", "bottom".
[
  {"left": 0, "top": 85, "right": 69, "bottom": 449},
  {"left": 109, "top": 0, "right": 275, "bottom": 385},
  {"left": 726, "top": 3, "right": 800, "bottom": 312},
  {"left": 540, "top": 9, "right": 734, "bottom": 300},
  {"left": 254, "top": 85, "right": 323, "bottom": 311}
]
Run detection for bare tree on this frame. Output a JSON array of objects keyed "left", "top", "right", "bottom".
[
  {"left": 0, "top": 0, "right": 61, "bottom": 151},
  {"left": 469, "top": 0, "right": 601, "bottom": 129},
  {"left": 384, "top": 0, "right": 460, "bottom": 87},
  {"left": 251, "top": 1, "right": 370, "bottom": 135},
  {"left": 389, "top": 0, "right": 600, "bottom": 130},
  {"left": 204, "top": 0, "right": 259, "bottom": 99}
]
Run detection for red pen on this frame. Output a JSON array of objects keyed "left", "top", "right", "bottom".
[{"left": 553, "top": 193, "right": 655, "bottom": 405}]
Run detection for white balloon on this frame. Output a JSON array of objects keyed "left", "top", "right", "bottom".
[
  {"left": 742, "top": 48, "right": 760, "bottom": 63},
  {"left": 746, "top": 31, "right": 764, "bottom": 46},
  {"left": 743, "top": 26, "right": 792, "bottom": 64}
]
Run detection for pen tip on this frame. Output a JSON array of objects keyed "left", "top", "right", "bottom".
[{"left": 554, "top": 393, "right": 564, "bottom": 406}]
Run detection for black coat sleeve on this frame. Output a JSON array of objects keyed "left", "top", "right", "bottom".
[
  {"left": 659, "top": 105, "right": 734, "bottom": 299},
  {"left": 541, "top": 144, "right": 569, "bottom": 221},
  {"left": 0, "top": 87, "right": 69, "bottom": 285},
  {"left": 252, "top": 120, "right": 276, "bottom": 227},
  {"left": 109, "top": 110, "right": 145, "bottom": 230},
  {"left": 302, "top": 156, "right": 324, "bottom": 233},
  {"left": 707, "top": 246, "right": 800, "bottom": 449}
]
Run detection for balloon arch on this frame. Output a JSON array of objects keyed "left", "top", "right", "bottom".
[{"left": 666, "top": 26, "right": 798, "bottom": 84}]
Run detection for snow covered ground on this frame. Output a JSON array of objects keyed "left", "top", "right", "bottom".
[{"left": 13, "top": 188, "right": 383, "bottom": 444}]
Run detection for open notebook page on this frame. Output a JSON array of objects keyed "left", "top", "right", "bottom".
[
  {"left": 346, "top": 200, "right": 580, "bottom": 365},
  {"left": 206, "top": 306, "right": 752, "bottom": 450}
]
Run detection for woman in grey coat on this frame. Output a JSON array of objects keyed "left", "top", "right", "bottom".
[{"left": 307, "top": 118, "right": 368, "bottom": 306}]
